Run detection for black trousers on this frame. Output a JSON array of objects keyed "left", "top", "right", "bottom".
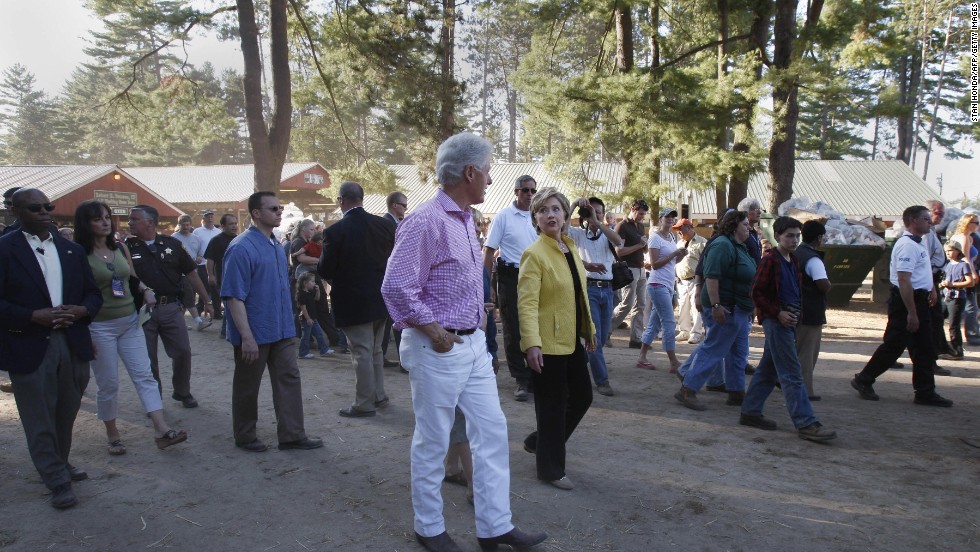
[
  {"left": 195, "top": 265, "right": 221, "bottom": 316},
  {"left": 497, "top": 262, "right": 529, "bottom": 384},
  {"left": 9, "top": 331, "right": 89, "bottom": 490},
  {"left": 856, "top": 288, "right": 936, "bottom": 394},
  {"left": 526, "top": 343, "right": 593, "bottom": 481},
  {"left": 381, "top": 315, "right": 401, "bottom": 357},
  {"left": 945, "top": 296, "right": 965, "bottom": 357}
]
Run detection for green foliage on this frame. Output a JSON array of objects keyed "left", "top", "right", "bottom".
[{"left": 0, "top": 64, "right": 70, "bottom": 164}]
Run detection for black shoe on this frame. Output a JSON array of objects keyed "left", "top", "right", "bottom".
[
  {"left": 67, "top": 464, "right": 88, "bottom": 482},
  {"left": 278, "top": 437, "right": 324, "bottom": 450},
  {"left": 235, "top": 439, "right": 268, "bottom": 452},
  {"left": 416, "top": 531, "right": 463, "bottom": 552},
  {"left": 51, "top": 483, "right": 77, "bottom": 509},
  {"left": 339, "top": 407, "right": 376, "bottom": 418},
  {"left": 383, "top": 359, "right": 399, "bottom": 368},
  {"left": 628, "top": 340, "right": 642, "bottom": 349},
  {"left": 739, "top": 413, "right": 777, "bottom": 430},
  {"left": 374, "top": 397, "right": 390, "bottom": 409},
  {"left": 933, "top": 365, "right": 951, "bottom": 376},
  {"left": 477, "top": 528, "right": 548, "bottom": 551},
  {"left": 891, "top": 361, "right": 905, "bottom": 369},
  {"left": 914, "top": 393, "right": 953, "bottom": 407},
  {"left": 172, "top": 393, "right": 198, "bottom": 408},
  {"left": 744, "top": 364, "right": 756, "bottom": 375},
  {"left": 523, "top": 431, "right": 537, "bottom": 454},
  {"left": 850, "top": 377, "right": 879, "bottom": 401},
  {"left": 705, "top": 384, "right": 726, "bottom": 392}
]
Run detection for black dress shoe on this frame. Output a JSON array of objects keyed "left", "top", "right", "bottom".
[
  {"left": 278, "top": 437, "right": 324, "bottom": 450},
  {"left": 67, "top": 464, "right": 88, "bottom": 481},
  {"left": 416, "top": 531, "right": 462, "bottom": 552},
  {"left": 172, "top": 393, "right": 199, "bottom": 408},
  {"left": 850, "top": 377, "right": 879, "bottom": 401},
  {"left": 628, "top": 340, "right": 642, "bottom": 349},
  {"left": 744, "top": 364, "right": 756, "bottom": 375},
  {"left": 383, "top": 359, "right": 400, "bottom": 368},
  {"left": 235, "top": 439, "right": 268, "bottom": 452},
  {"left": 477, "top": 528, "right": 548, "bottom": 551},
  {"left": 339, "top": 407, "right": 376, "bottom": 418},
  {"left": 914, "top": 393, "right": 953, "bottom": 407},
  {"left": 705, "top": 384, "right": 726, "bottom": 392},
  {"left": 933, "top": 365, "right": 952, "bottom": 376},
  {"left": 51, "top": 483, "right": 77, "bottom": 509}
]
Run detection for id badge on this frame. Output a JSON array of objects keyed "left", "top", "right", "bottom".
[{"left": 111, "top": 276, "right": 126, "bottom": 297}]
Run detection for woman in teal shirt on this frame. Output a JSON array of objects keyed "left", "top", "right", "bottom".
[
  {"left": 74, "top": 201, "right": 187, "bottom": 455},
  {"left": 675, "top": 210, "right": 757, "bottom": 410}
]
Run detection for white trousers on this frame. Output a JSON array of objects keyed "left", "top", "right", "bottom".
[
  {"left": 676, "top": 279, "right": 703, "bottom": 337},
  {"left": 401, "top": 328, "right": 514, "bottom": 539},
  {"left": 89, "top": 312, "right": 164, "bottom": 420}
]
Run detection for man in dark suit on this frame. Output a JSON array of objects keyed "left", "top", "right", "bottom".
[
  {"left": 0, "top": 186, "right": 23, "bottom": 395},
  {"left": 319, "top": 181, "right": 396, "bottom": 418},
  {"left": 0, "top": 188, "right": 103, "bottom": 509},
  {"left": 382, "top": 191, "right": 408, "bottom": 369}
]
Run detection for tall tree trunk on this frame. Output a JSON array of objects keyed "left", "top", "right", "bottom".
[
  {"left": 615, "top": 6, "right": 634, "bottom": 72},
  {"left": 238, "top": 0, "right": 291, "bottom": 193},
  {"left": 507, "top": 88, "right": 517, "bottom": 162},
  {"left": 910, "top": 0, "right": 932, "bottom": 169},
  {"left": 439, "top": 0, "right": 457, "bottom": 140},
  {"left": 896, "top": 53, "right": 919, "bottom": 163},
  {"left": 728, "top": 0, "right": 769, "bottom": 211},
  {"left": 715, "top": 0, "right": 730, "bottom": 215},
  {"left": 767, "top": 0, "right": 823, "bottom": 213},
  {"left": 923, "top": 10, "right": 953, "bottom": 180}
]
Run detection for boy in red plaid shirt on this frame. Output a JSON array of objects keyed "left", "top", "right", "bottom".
[{"left": 739, "top": 216, "right": 837, "bottom": 442}]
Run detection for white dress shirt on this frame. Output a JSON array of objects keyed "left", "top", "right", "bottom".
[{"left": 23, "top": 231, "right": 63, "bottom": 307}]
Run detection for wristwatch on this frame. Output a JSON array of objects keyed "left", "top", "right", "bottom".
[{"left": 712, "top": 303, "right": 722, "bottom": 309}]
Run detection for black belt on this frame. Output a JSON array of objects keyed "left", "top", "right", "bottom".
[
  {"left": 890, "top": 286, "right": 930, "bottom": 301},
  {"left": 445, "top": 328, "right": 477, "bottom": 336},
  {"left": 156, "top": 295, "right": 179, "bottom": 305},
  {"left": 496, "top": 259, "right": 519, "bottom": 270},
  {"left": 586, "top": 279, "right": 612, "bottom": 288}
]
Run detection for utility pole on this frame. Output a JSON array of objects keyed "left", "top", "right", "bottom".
[{"left": 936, "top": 173, "right": 943, "bottom": 196}]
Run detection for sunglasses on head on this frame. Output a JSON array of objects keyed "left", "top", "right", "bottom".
[
  {"left": 517, "top": 187, "right": 537, "bottom": 194},
  {"left": 26, "top": 203, "right": 55, "bottom": 213}
]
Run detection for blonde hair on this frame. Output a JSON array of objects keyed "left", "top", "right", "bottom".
[
  {"left": 955, "top": 214, "right": 979, "bottom": 235},
  {"left": 529, "top": 187, "right": 571, "bottom": 233}
]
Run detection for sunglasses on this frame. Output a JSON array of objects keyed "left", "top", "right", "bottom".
[
  {"left": 26, "top": 203, "right": 55, "bottom": 213},
  {"left": 394, "top": 202, "right": 408, "bottom": 209},
  {"left": 262, "top": 206, "right": 284, "bottom": 213},
  {"left": 517, "top": 187, "right": 537, "bottom": 194}
]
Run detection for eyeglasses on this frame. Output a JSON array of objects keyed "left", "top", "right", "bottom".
[
  {"left": 26, "top": 203, "right": 55, "bottom": 213},
  {"left": 517, "top": 187, "right": 537, "bottom": 194}
]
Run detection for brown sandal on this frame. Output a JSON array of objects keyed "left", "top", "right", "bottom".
[
  {"left": 155, "top": 429, "right": 188, "bottom": 450},
  {"left": 107, "top": 439, "right": 127, "bottom": 456}
]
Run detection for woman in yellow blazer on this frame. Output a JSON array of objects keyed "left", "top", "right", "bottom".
[{"left": 518, "top": 188, "right": 596, "bottom": 491}]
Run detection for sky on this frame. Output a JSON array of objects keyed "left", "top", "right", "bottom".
[{"left": 1, "top": 0, "right": 977, "bottom": 202}]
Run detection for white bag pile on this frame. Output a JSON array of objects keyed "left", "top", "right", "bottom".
[{"left": 778, "top": 197, "right": 886, "bottom": 248}]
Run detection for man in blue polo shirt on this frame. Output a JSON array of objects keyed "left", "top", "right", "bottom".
[{"left": 222, "top": 191, "right": 323, "bottom": 452}]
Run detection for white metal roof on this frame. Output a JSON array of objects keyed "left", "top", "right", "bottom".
[{"left": 127, "top": 163, "right": 324, "bottom": 203}]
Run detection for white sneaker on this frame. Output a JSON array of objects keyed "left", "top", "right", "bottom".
[
  {"left": 676, "top": 331, "right": 690, "bottom": 342},
  {"left": 688, "top": 333, "right": 703, "bottom": 344},
  {"left": 298, "top": 353, "right": 315, "bottom": 359}
]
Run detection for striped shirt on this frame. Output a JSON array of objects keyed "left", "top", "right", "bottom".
[{"left": 382, "top": 189, "right": 484, "bottom": 331}]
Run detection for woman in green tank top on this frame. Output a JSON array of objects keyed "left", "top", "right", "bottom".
[{"left": 74, "top": 201, "right": 187, "bottom": 455}]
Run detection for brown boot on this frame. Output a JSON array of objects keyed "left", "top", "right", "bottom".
[
  {"left": 674, "top": 386, "right": 706, "bottom": 411},
  {"left": 726, "top": 391, "right": 745, "bottom": 406}
]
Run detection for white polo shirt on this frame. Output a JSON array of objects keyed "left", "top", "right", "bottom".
[
  {"left": 484, "top": 201, "right": 537, "bottom": 265},
  {"left": 890, "top": 232, "right": 933, "bottom": 291}
]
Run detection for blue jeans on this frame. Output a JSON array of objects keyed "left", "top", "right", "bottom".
[
  {"left": 682, "top": 306, "right": 752, "bottom": 392},
  {"left": 587, "top": 285, "right": 614, "bottom": 385},
  {"left": 641, "top": 284, "right": 676, "bottom": 351},
  {"left": 299, "top": 321, "right": 330, "bottom": 356},
  {"left": 742, "top": 318, "right": 817, "bottom": 429},
  {"left": 964, "top": 288, "right": 979, "bottom": 338}
]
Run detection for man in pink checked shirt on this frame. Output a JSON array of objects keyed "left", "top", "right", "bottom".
[{"left": 382, "top": 132, "right": 546, "bottom": 552}]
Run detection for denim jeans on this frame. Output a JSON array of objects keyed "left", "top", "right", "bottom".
[
  {"left": 742, "top": 318, "right": 817, "bottom": 429},
  {"left": 587, "top": 285, "right": 615, "bottom": 385},
  {"left": 681, "top": 306, "right": 752, "bottom": 392},
  {"left": 299, "top": 321, "right": 329, "bottom": 356},
  {"left": 964, "top": 288, "right": 979, "bottom": 338},
  {"left": 641, "top": 284, "right": 676, "bottom": 351}
]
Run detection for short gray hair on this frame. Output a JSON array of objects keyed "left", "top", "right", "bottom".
[
  {"left": 737, "top": 197, "right": 762, "bottom": 212},
  {"left": 436, "top": 132, "right": 493, "bottom": 187}
]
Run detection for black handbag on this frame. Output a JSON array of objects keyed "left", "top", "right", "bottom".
[{"left": 608, "top": 242, "right": 634, "bottom": 290}]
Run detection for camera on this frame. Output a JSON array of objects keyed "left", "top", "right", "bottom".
[{"left": 579, "top": 206, "right": 592, "bottom": 219}]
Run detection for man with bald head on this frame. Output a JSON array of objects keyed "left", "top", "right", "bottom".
[
  {"left": 0, "top": 188, "right": 102, "bottom": 508},
  {"left": 319, "top": 181, "right": 396, "bottom": 418}
]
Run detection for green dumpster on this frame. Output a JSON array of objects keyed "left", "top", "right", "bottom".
[{"left": 758, "top": 214, "right": 885, "bottom": 306}]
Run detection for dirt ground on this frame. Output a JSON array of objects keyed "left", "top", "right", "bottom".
[{"left": 1, "top": 288, "right": 979, "bottom": 551}]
